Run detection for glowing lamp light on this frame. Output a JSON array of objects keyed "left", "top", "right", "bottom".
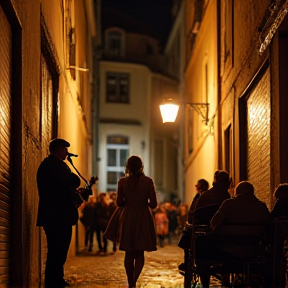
[
  {"left": 159, "top": 98, "right": 210, "bottom": 125},
  {"left": 159, "top": 102, "right": 179, "bottom": 123}
]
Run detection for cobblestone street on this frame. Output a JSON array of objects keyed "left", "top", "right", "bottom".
[{"left": 64, "top": 238, "right": 222, "bottom": 288}]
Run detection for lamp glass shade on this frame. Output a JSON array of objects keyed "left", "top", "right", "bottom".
[{"left": 159, "top": 103, "right": 179, "bottom": 123}]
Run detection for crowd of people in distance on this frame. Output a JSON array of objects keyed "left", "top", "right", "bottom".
[
  {"left": 79, "top": 192, "right": 117, "bottom": 254},
  {"left": 152, "top": 201, "right": 189, "bottom": 247},
  {"left": 80, "top": 192, "right": 190, "bottom": 253}
]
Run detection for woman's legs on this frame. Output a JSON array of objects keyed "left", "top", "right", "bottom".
[
  {"left": 124, "top": 251, "right": 135, "bottom": 287},
  {"left": 133, "top": 250, "right": 145, "bottom": 284},
  {"left": 124, "top": 250, "right": 145, "bottom": 288}
]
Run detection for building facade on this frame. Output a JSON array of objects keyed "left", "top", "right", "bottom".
[
  {"left": 219, "top": 0, "right": 288, "bottom": 210},
  {"left": 0, "top": 0, "right": 97, "bottom": 286},
  {"left": 180, "top": 0, "right": 288, "bottom": 208},
  {"left": 164, "top": 0, "right": 186, "bottom": 202},
  {"left": 98, "top": 5, "right": 179, "bottom": 202},
  {"left": 181, "top": 0, "right": 219, "bottom": 205}
]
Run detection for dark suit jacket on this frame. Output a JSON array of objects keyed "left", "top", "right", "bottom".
[
  {"left": 194, "top": 183, "right": 230, "bottom": 224},
  {"left": 196, "top": 183, "right": 230, "bottom": 209},
  {"left": 271, "top": 198, "right": 288, "bottom": 219},
  {"left": 36, "top": 154, "right": 80, "bottom": 227},
  {"left": 209, "top": 194, "right": 271, "bottom": 259},
  {"left": 210, "top": 193, "right": 270, "bottom": 230}
]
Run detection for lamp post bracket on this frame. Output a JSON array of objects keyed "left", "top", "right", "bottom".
[{"left": 186, "top": 103, "right": 209, "bottom": 125}]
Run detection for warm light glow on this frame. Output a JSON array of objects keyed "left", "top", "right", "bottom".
[{"left": 159, "top": 103, "right": 179, "bottom": 123}]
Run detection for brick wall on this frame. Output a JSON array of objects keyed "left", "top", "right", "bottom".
[{"left": 247, "top": 67, "right": 271, "bottom": 209}]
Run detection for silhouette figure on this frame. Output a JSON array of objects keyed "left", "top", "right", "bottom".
[{"left": 36, "top": 138, "right": 80, "bottom": 288}]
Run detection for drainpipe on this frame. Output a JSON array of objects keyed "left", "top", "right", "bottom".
[
  {"left": 92, "top": 0, "right": 101, "bottom": 187},
  {"left": 217, "top": 0, "right": 222, "bottom": 170}
]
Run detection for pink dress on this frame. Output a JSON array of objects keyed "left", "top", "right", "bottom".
[{"left": 155, "top": 212, "right": 169, "bottom": 236}]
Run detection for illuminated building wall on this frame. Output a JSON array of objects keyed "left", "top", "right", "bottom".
[{"left": 0, "top": 0, "right": 97, "bottom": 286}]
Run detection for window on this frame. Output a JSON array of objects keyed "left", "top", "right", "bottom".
[
  {"left": 66, "top": 0, "right": 76, "bottom": 79},
  {"left": 106, "top": 136, "right": 129, "bottom": 191},
  {"left": 105, "top": 29, "right": 125, "bottom": 58},
  {"left": 224, "top": 0, "right": 234, "bottom": 69},
  {"left": 68, "top": 29, "right": 75, "bottom": 79},
  {"left": 107, "top": 31, "right": 121, "bottom": 56},
  {"left": 224, "top": 124, "right": 232, "bottom": 175},
  {"left": 106, "top": 73, "right": 130, "bottom": 103}
]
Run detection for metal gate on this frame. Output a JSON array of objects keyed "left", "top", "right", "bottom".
[{"left": 0, "top": 5, "right": 12, "bottom": 284}]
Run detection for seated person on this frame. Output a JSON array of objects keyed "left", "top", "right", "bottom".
[
  {"left": 211, "top": 181, "right": 270, "bottom": 231},
  {"left": 211, "top": 181, "right": 271, "bottom": 258},
  {"left": 270, "top": 183, "right": 288, "bottom": 287},
  {"left": 194, "top": 170, "right": 231, "bottom": 225},
  {"left": 178, "top": 179, "right": 209, "bottom": 248},
  {"left": 196, "top": 181, "right": 270, "bottom": 288},
  {"left": 178, "top": 171, "right": 231, "bottom": 277},
  {"left": 178, "top": 171, "right": 231, "bottom": 253},
  {"left": 271, "top": 183, "right": 288, "bottom": 219},
  {"left": 187, "top": 179, "right": 210, "bottom": 224},
  {"left": 178, "top": 179, "right": 209, "bottom": 273}
]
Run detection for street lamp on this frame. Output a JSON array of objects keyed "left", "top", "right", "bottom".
[
  {"left": 159, "top": 99, "right": 179, "bottom": 123},
  {"left": 159, "top": 98, "right": 210, "bottom": 125}
]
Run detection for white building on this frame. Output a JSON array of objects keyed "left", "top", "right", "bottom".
[{"left": 97, "top": 6, "right": 180, "bottom": 203}]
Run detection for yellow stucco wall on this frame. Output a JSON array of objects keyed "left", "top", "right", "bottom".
[{"left": 184, "top": 0, "right": 218, "bottom": 205}]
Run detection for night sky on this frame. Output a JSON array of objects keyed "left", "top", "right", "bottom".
[{"left": 102, "top": 0, "right": 174, "bottom": 45}]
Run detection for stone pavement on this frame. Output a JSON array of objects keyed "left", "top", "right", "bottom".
[{"left": 64, "top": 239, "right": 223, "bottom": 288}]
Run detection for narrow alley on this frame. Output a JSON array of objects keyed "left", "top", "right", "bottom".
[{"left": 3, "top": 1, "right": 288, "bottom": 286}]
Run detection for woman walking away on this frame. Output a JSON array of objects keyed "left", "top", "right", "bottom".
[{"left": 106, "top": 155, "right": 158, "bottom": 288}]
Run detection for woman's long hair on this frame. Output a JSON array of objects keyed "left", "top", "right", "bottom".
[{"left": 125, "top": 155, "right": 144, "bottom": 177}]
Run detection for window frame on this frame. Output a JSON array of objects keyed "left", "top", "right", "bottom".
[
  {"left": 106, "top": 137, "right": 129, "bottom": 191},
  {"left": 106, "top": 72, "right": 130, "bottom": 103},
  {"left": 105, "top": 28, "right": 125, "bottom": 58}
]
